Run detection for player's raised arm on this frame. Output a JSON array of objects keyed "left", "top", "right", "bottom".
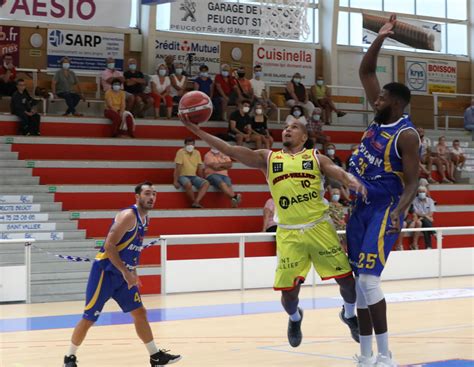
[
  {"left": 360, "top": 14, "right": 396, "bottom": 108},
  {"left": 181, "top": 118, "right": 269, "bottom": 171}
]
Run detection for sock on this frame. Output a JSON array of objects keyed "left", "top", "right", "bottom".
[
  {"left": 360, "top": 334, "right": 373, "bottom": 358},
  {"left": 289, "top": 309, "right": 301, "bottom": 322},
  {"left": 344, "top": 302, "right": 356, "bottom": 318},
  {"left": 375, "top": 332, "right": 389, "bottom": 357},
  {"left": 67, "top": 343, "right": 79, "bottom": 357},
  {"left": 145, "top": 340, "right": 159, "bottom": 356}
]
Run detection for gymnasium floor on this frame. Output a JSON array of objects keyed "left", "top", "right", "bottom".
[{"left": 0, "top": 276, "right": 472, "bottom": 367}]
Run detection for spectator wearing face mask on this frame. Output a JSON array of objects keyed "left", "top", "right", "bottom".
[
  {"left": 262, "top": 198, "right": 277, "bottom": 232},
  {"left": 250, "top": 65, "right": 277, "bottom": 116},
  {"left": 412, "top": 186, "right": 436, "bottom": 249},
  {"left": 124, "top": 58, "right": 153, "bottom": 118},
  {"left": 101, "top": 57, "right": 125, "bottom": 92},
  {"left": 307, "top": 107, "right": 328, "bottom": 147},
  {"left": 104, "top": 78, "right": 135, "bottom": 138},
  {"left": 151, "top": 64, "right": 173, "bottom": 119},
  {"left": 464, "top": 98, "right": 474, "bottom": 131},
  {"left": 0, "top": 53, "right": 17, "bottom": 96},
  {"left": 170, "top": 62, "right": 188, "bottom": 104},
  {"left": 173, "top": 137, "right": 210, "bottom": 208},
  {"left": 285, "top": 105, "right": 307, "bottom": 125},
  {"left": 310, "top": 75, "right": 346, "bottom": 125},
  {"left": 234, "top": 67, "right": 254, "bottom": 104},
  {"left": 213, "top": 64, "right": 237, "bottom": 120},
  {"left": 204, "top": 148, "right": 242, "bottom": 208},
  {"left": 228, "top": 100, "right": 263, "bottom": 149},
  {"left": 450, "top": 139, "right": 466, "bottom": 172},
  {"left": 284, "top": 73, "right": 315, "bottom": 117},
  {"left": 194, "top": 65, "right": 214, "bottom": 98},
  {"left": 251, "top": 103, "right": 273, "bottom": 149},
  {"left": 325, "top": 144, "right": 351, "bottom": 204},
  {"left": 51, "top": 57, "right": 84, "bottom": 117}
]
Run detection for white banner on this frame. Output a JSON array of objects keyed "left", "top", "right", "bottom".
[
  {"left": 0, "top": 0, "right": 132, "bottom": 28},
  {"left": 0, "top": 223, "right": 56, "bottom": 231},
  {"left": 405, "top": 58, "right": 457, "bottom": 94},
  {"left": 47, "top": 29, "right": 125, "bottom": 71},
  {"left": 0, "top": 195, "right": 33, "bottom": 204},
  {"left": 253, "top": 45, "right": 315, "bottom": 84},
  {"left": 0, "top": 204, "right": 41, "bottom": 212},
  {"left": 155, "top": 36, "right": 221, "bottom": 76},
  {"left": 0, "top": 232, "right": 64, "bottom": 241},
  {"left": 0, "top": 213, "right": 49, "bottom": 222}
]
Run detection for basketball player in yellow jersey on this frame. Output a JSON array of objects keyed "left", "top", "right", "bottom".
[{"left": 181, "top": 117, "right": 367, "bottom": 347}]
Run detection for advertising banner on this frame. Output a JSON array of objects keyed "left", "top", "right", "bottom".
[
  {"left": 253, "top": 44, "right": 315, "bottom": 84},
  {"left": 405, "top": 58, "right": 456, "bottom": 94},
  {"left": 47, "top": 29, "right": 124, "bottom": 71},
  {"left": 0, "top": 0, "right": 132, "bottom": 28},
  {"left": 0, "top": 26, "right": 20, "bottom": 65}
]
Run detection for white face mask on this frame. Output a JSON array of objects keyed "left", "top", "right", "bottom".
[
  {"left": 293, "top": 78, "right": 301, "bottom": 84},
  {"left": 255, "top": 108, "right": 263, "bottom": 115},
  {"left": 159, "top": 69, "right": 167, "bottom": 76},
  {"left": 112, "top": 84, "right": 121, "bottom": 91},
  {"left": 175, "top": 68, "right": 183, "bottom": 75},
  {"left": 107, "top": 63, "right": 115, "bottom": 70},
  {"left": 316, "top": 80, "right": 324, "bottom": 86},
  {"left": 211, "top": 148, "right": 220, "bottom": 154},
  {"left": 312, "top": 114, "right": 321, "bottom": 121},
  {"left": 242, "top": 106, "right": 250, "bottom": 113},
  {"left": 221, "top": 70, "right": 229, "bottom": 77},
  {"left": 293, "top": 110, "right": 302, "bottom": 118},
  {"left": 327, "top": 149, "right": 335, "bottom": 156},
  {"left": 200, "top": 72, "right": 209, "bottom": 78},
  {"left": 332, "top": 194, "right": 340, "bottom": 202},
  {"left": 185, "top": 145, "right": 194, "bottom": 153},
  {"left": 129, "top": 64, "right": 137, "bottom": 71},
  {"left": 418, "top": 192, "right": 427, "bottom": 200},
  {"left": 62, "top": 63, "right": 70, "bottom": 70}
]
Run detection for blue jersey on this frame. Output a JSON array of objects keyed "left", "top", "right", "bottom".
[
  {"left": 94, "top": 205, "right": 149, "bottom": 274},
  {"left": 348, "top": 116, "right": 418, "bottom": 204}
]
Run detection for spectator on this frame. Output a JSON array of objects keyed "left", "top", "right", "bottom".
[
  {"left": 170, "top": 62, "right": 187, "bottom": 104},
  {"left": 262, "top": 198, "right": 277, "bottom": 232},
  {"left": 325, "top": 143, "right": 344, "bottom": 168},
  {"left": 435, "top": 136, "right": 456, "bottom": 182},
  {"left": 0, "top": 53, "right": 17, "bottom": 96},
  {"left": 104, "top": 78, "right": 135, "bottom": 138},
  {"left": 204, "top": 148, "right": 241, "bottom": 207},
  {"left": 412, "top": 186, "right": 436, "bottom": 249},
  {"left": 194, "top": 64, "right": 213, "bottom": 98},
  {"left": 51, "top": 57, "right": 84, "bottom": 117},
  {"left": 234, "top": 67, "right": 253, "bottom": 103},
  {"left": 251, "top": 102, "right": 273, "bottom": 149},
  {"left": 284, "top": 72, "right": 315, "bottom": 117},
  {"left": 464, "top": 98, "right": 474, "bottom": 131},
  {"left": 250, "top": 65, "right": 277, "bottom": 116},
  {"left": 173, "top": 137, "right": 210, "bottom": 208},
  {"left": 164, "top": 55, "right": 176, "bottom": 76},
  {"left": 213, "top": 63, "right": 237, "bottom": 120},
  {"left": 310, "top": 75, "right": 346, "bottom": 124},
  {"left": 328, "top": 187, "right": 347, "bottom": 251},
  {"left": 416, "top": 127, "right": 438, "bottom": 184},
  {"left": 10, "top": 79, "right": 40, "bottom": 136},
  {"left": 228, "top": 100, "right": 262, "bottom": 148},
  {"left": 394, "top": 205, "right": 421, "bottom": 251},
  {"left": 450, "top": 139, "right": 466, "bottom": 172},
  {"left": 101, "top": 57, "right": 125, "bottom": 92},
  {"left": 284, "top": 105, "right": 307, "bottom": 125},
  {"left": 150, "top": 64, "right": 173, "bottom": 119},
  {"left": 325, "top": 144, "right": 350, "bottom": 203},
  {"left": 124, "top": 58, "right": 153, "bottom": 118},
  {"left": 307, "top": 107, "right": 328, "bottom": 148}
]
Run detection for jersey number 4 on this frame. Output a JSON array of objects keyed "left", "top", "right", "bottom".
[
  {"left": 134, "top": 292, "right": 141, "bottom": 303},
  {"left": 358, "top": 253, "right": 377, "bottom": 269}
]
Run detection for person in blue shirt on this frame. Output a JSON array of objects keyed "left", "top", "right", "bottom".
[
  {"left": 464, "top": 98, "right": 474, "bottom": 131},
  {"left": 347, "top": 14, "right": 420, "bottom": 367}
]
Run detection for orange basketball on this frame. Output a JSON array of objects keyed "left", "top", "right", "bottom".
[{"left": 178, "top": 91, "right": 213, "bottom": 124}]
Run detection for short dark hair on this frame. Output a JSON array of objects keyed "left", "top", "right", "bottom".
[
  {"left": 240, "top": 99, "right": 251, "bottom": 106},
  {"left": 16, "top": 78, "right": 25, "bottom": 85},
  {"left": 453, "top": 139, "right": 460, "bottom": 143},
  {"left": 254, "top": 64, "right": 262, "bottom": 70},
  {"left": 184, "top": 137, "right": 195, "bottom": 144},
  {"left": 290, "top": 105, "right": 304, "bottom": 114},
  {"left": 199, "top": 64, "right": 208, "bottom": 71},
  {"left": 111, "top": 78, "right": 121, "bottom": 85},
  {"left": 135, "top": 181, "right": 153, "bottom": 194},
  {"left": 383, "top": 82, "right": 411, "bottom": 106}
]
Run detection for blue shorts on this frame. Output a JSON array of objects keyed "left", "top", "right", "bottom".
[
  {"left": 206, "top": 173, "right": 232, "bottom": 188},
  {"left": 346, "top": 200, "right": 403, "bottom": 276},
  {"left": 82, "top": 261, "right": 143, "bottom": 322},
  {"left": 178, "top": 175, "right": 207, "bottom": 189}
]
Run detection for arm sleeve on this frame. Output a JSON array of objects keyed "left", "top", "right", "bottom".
[{"left": 174, "top": 150, "right": 184, "bottom": 164}]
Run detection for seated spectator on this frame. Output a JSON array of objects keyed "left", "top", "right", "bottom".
[
  {"left": 51, "top": 57, "right": 84, "bottom": 117},
  {"left": 101, "top": 57, "right": 125, "bottom": 92},
  {"left": 235, "top": 67, "right": 253, "bottom": 103},
  {"left": 213, "top": 64, "right": 236, "bottom": 121},
  {"left": 412, "top": 186, "right": 436, "bottom": 249},
  {"left": 251, "top": 102, "right": 273, "bottom": 149},
  {"left": 10, "top": 79, "right": 40, "bottom": 136},
  {"left": 435, "top": 136, "right": 456, "bottom": 182},
  {"left": 310, "top": 75, "right": 345, "bottom": 124},
  {"left": 150, "top": 64, "right": 173, "bottom": 119},
  {"left": 228, "top": 100, "right": 262, "bottom": 148},
  {"left": 464, "top": 98, "right": 474, "bottom": 131},
  {"left": 307, "top": 107, "right": 328, "bottom": 148},
  {"left": 395, "top": 205, "right": 421, "bottom": 251},
  {"left": 328, "top": 188, "right": 347, "bottom": 251},
  {"left": 325, "top": 144, "right": 350, "bottom": 203},
  {"left": 194, "top": 64, "right": 213, "bottom": 98},
  {"left": 250, "top": 65, "right": 276, "bottom": 116},
  {"left": 284, "top": 73, "right": 315, "bottom": 117},
  {"left": 124, "top": 58, "right": 153, "bottom": 118},
  {"left": 262, "top": 198, "right": 277, "bottom": 232},
  {"left": 416, "top": 128, "right": 438, "bottom": 184},
  {"left": 170, "top": 62, "right": 187, "bottom": 104},
  {"left": 164, "top": 55, "right": 176, "bottom": 76},
  {"left": 325, "top": 143, "right": 344, "bottom": 168},
  {"left": 173, "top": 138, "right": 210, "bottom": 208},
  {"left": 204, "top": 148, "right": 241, "bottom": 207},
  {"left": 450, "top": 139, "right": 465, "bottom": 172},
  {"left": 104, "top": 78, "right": 135, "bottom": 138},
  {"left": 285, "top": 105, "right": 307, "bottom": 125},
  {"left": 0, "top": 53, "right": 17, "bottom": 96}
]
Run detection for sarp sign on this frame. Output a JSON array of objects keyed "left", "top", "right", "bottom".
[
  {"left": 0, "top": 0, "right": 132, "bottom": 28},
  {"left": 406, "top": 58, "right": 456, "bottom": 94}
]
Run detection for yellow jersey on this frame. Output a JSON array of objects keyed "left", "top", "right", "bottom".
[{"left": 267, "top": 149, "right": 327, "bottom": 226}]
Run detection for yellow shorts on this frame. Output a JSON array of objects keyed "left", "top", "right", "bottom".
[{"left": 274, "top": 219, "right": 352, "bottom": 290}]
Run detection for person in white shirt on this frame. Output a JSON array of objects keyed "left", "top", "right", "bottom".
[
  {"left": 450, "top": 139, "right": 465, "bottom": 172},
  {"left": 151, "top": 64, "right": 173, "bottom": 119},
  {"left": 250, "top": 65, "right": 277, "bottom": 116},
  {"left": 170, "top": 62, "right": 188, "bottom": 104},
  {"left": 412, "top": 186, "right": 436, "bottom": 249}
]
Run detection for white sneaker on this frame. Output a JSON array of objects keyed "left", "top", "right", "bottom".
[
  {"left": 354, "top": 354, "right": 376, "bottom": 367},
  {"left": 375, "top": 352, "right": 398, "bottom": 366}
]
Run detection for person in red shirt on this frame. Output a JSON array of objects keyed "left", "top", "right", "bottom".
[
  {"left": 235, "top": 67, "right": 254, "bottom": 104},
  {"left": 0, "top": 53, "right": 17, "bottom": 96},
  {"left": 213, "top": 64, "right": 237, "bottom": 120}
]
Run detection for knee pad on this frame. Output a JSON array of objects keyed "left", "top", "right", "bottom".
[
  {"left": 357, "top": 274, "right": 384, "bottom": 306},
  {"left": 355, "top": 277, "right": 368, "bottom": 309}
]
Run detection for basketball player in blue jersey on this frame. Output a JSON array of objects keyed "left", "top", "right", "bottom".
[
  {"left": 63, "top": 182, "right": 181, "bottom": 367},
  {"left": 347, "top": 15, "right": 420, "bottom": 367}
]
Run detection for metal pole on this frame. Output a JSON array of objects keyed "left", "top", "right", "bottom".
[
  {"left": 433, "top": 94, "right": 438, "bottom": 130},
  {"left": 437, "top": 230, "right": 443, "bottom": 279},
  {"left": 25, "top": 241, "right": 31, "bottom": 304},
  {"left": 239, "top": 236, "right": 245, "bottom": 291},
  {"left": 160, "top": 238, "right": 167, "bottom": 295},
  {"left": 445, "top": 115, "right": 449, "bottom": 131}
]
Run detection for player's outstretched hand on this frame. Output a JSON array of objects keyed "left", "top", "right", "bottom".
[
  {"left": 346, "top": 173, "right": 367, "bottom": 199},
  {"left": 387, "top": 210, "right": 401, "bottom": 234},
  {"left": 179, "top": 113, "right": 201, "bottom": 134},
  {"left": 379, "top": 14, "right": 396, "bottom": 38}
]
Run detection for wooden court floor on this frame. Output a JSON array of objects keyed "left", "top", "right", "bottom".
[{"left": 0, "top": 276, "right": 473, "bottom": 366}]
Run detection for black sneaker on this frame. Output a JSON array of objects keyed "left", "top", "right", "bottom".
[
  {"left": 150, "top": 349, "right": 182, "bottom": 366},
  {"left": 63, "top": 355, "right": 78, "bottom": 367},
  {"left": 339, "top": 306, "right": 360, "bottom": 343},
  {"left": 287, "top": 307, "right": 303, "bottom": 347}
]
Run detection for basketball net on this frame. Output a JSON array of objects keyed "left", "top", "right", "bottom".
[{"left": 259, "top": 0, "right": 311, "bottom": 44}]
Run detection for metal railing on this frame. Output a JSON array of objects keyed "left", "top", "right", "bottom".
[{"left": 432, "top": 92, "right": 473, "bottom": 131}]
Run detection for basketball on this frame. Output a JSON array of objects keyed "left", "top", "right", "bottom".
[{"left": 178, "top": 91, "right": 213, "bottom": 124}]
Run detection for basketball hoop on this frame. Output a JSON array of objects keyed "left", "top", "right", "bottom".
[{"left": 259, "top": 0, "right": 311, "bottom": 43}]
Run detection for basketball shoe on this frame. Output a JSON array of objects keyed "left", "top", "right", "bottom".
[
  {"left": 150, "top": 349, "right": 182, "bottom": 366},
  {"left": 339, "top": 306, "right": 360, "bottom": 343},
  {"left": 287, "top": 307, "right": 304, "bottom": 347},
  {"left": 63, "top": 354, "right": 78, "bottom": 367},
  {"left": 375, "top": 352, "right": 398, "bottom": 366},
  {"left": 354, "top": 354, "right": 376, "bottom": 367}
]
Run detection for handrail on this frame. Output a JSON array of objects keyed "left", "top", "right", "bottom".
[{"left": 432, "top": 92, "right": 473, "bottom": 130}]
